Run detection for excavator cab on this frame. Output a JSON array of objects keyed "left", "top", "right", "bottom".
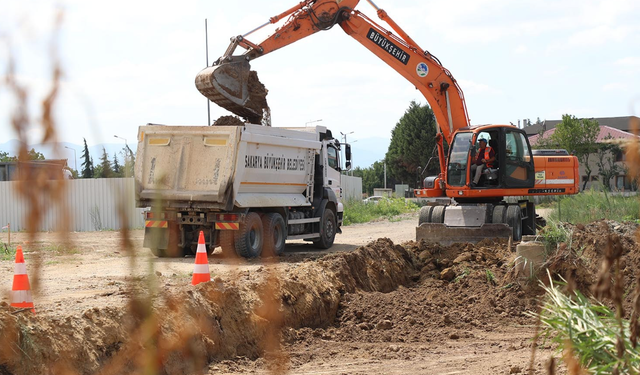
[{"left": 447, "top": 126, "right": 535, "bottom": 190}]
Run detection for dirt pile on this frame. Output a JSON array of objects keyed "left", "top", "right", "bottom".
[
  {"left": 0, "top": 223, "right": 637, "bottom": 374},
  {"left": 0, "top": 239, "right": 418, "bottom": 374},
  {"left": 212, "top": 115, "right": 244, "bottom": 126}
]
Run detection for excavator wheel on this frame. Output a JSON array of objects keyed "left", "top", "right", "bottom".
[
  {"left": 505, "top": 205, "right": 523, "bottom": 241},
  {"left": 492, "top": 205, "right": 507, "bottom": 224},
  {"left": 418, "top": 206, "right": 435, "bottom": 226},
  {"left": 430, "top": 206, "right": 446, "bottom": 224}
]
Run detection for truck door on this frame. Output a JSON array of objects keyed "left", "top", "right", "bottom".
[{"left": 326, "top": 144, "right": 342, "bottom": 201}]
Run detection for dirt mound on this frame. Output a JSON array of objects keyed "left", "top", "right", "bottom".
[
  {"left": 0, "top": 225, "right": 637, "bottom": 374},
  {"left": 0, "top": 239, "right": 417, "bottom": 374},
  {"left": 212, "top": 115, "right": 244, "bottom": 126}
]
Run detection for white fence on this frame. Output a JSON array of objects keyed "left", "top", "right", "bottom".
[
  {"left": 0, "top": 178, "right": 145, "bottom": 232},
  {"left": 342, "top": 175, "right": 363, "bottom": 202},
  {"left": 0, "top": 175, "right": 364, "bottom": 232}
]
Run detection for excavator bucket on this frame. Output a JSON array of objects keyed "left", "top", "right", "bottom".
[
  {"left": 415, "top": 204, "right": 514, "bottom": 246},
  {"left": 416, "top": 223, "right": 513, "bottom": 246},
  {"left": 195, "top": 61, "right": 268, "bottom": 124}
]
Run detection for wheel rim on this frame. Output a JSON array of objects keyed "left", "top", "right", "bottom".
[{"left": 325, "top": 217, "right": 334, "bottom": 239}]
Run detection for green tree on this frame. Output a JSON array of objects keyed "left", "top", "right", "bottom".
[
  {"left": 98, "top": 147, "right": 113, "bottom": 178},
  {"left": 112, "top": 153, "right": 122, "bottom": 177},
  {"left": 535, "top": 114, "right": 600, "bottom": 190},
  {"left": 384, "top": 101, "right": 438, "bottom": 188},
  {"left": 25, "top": 148, "right": 45, "bottom": 160},
  {"left": 80, "top": 138, "right": 94, "bottom": 178},
  {"left": 595, "top": 136, "right": 623, "bottom": 191},
  {"left": 351, "top": 160, "right": 386, "bottom": 196},
  {"left": 0, "top": 151, "right": 15, "bottom": 162}
]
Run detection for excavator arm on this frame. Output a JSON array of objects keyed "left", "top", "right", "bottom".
[{"left": 196, "top": 0, "right": 470, "bottom": 151}]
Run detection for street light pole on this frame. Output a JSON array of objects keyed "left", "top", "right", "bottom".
[
  {"left": 64, "top": 146, "right": 77, "bottom": 172},
  {"left": 114, "top": 134, "right": 134, "bottom": 159},
  {"left": 305, "top": 119, "right": 323, "bottom": 127}
]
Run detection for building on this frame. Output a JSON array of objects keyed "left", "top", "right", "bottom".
[
  {"left": 524, "top": 116, "right": 639, "bottom": 191},
  {"left": 0, "top": 159, "right": 70, "bottom": 181}
]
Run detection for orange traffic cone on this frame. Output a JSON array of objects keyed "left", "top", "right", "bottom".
[
  {"left": 191, "top": 231, "right": 211, "bottom": 285},
  {"left": 11, "top": 245, "right": 35, "bottom": 314}
]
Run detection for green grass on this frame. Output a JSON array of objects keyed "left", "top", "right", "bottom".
[
  {"left": 343, "top": 198, "right": 419, "bottom": 225},
  {"left": 547, "top": 190, "right": 639, "bottom": 224},
  {"left": 535, "top": 276, "right": 640, "bottom": 374}
]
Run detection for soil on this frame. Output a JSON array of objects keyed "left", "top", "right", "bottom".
[
  {"left": 213, "top": 115, "right": 245, "bottom": 126},
  {"left": 0, "top": 212, "right": 637, "bottom": 374}
]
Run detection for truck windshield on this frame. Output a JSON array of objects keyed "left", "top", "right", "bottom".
[{"left": 447, "top": 132, "right": 473, "bottom": 186}]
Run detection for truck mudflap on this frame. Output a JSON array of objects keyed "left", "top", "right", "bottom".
[{"left": 415, "top": 223, "right": 513, "bottom": 246}]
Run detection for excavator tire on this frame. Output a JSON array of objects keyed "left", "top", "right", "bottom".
[
  {"left": 430, "top": 206, "right": 446, "bottom": 224},
  {"left": 492, "top": 205, "right": 507, "bottom": 224},
  {"left": 418, "top": 206, "right": 435, "bottom": 226},
  {"left": 505, "top": 205, "right": 523, "bottom": 241}
]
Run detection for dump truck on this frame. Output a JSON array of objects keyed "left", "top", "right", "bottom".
[{"left": 134, "top": 123, "right": 351, "bottom": 258}]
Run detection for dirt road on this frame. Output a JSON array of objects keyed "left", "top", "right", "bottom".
[{"left": 0, "top": 210, "right": 591, "bottom": 374}]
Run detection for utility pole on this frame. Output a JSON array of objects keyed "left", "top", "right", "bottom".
[{"left": 64, "top": 146, "right": 77, "bottom": 172}]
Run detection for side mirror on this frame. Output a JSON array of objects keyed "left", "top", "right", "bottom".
[
  {"left": 345, "top": 161, "right": 351, "bottom": 171},
  {"left": 345, "top": 144, "right": 352, "bottom": 161}
]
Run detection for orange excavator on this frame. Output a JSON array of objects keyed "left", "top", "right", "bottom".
[{"left": 195, "top": 0, "right": 579, "bottom": 243}]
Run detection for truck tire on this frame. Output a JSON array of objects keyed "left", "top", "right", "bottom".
[
  {"left": 313, "top": 208, "right": 336, "bottom": 249},
  {"left": 506, "top": 205, "right": 523, "bottom": 241},
  {"left": 418, "top": 206, "right": 434, "bottom": 225},
  {"left": 262, "top": 213, "right": 286, "bottom": 257},
  {"left": 219, "top": 230, "right": 236, "bottom": 258},
  {"left": 234, "top": 212, "right": 264, "bottom": 258},
  {"left": 150, "top": 247, "right": 166, "bottom": 257}
]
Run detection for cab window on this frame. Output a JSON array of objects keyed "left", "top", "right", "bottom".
[{"left": 327, "top": 146, "right": 339, "bottom": 170}]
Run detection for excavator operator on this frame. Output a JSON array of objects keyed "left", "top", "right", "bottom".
[{"left": 470, "top": 138, "right": 496, "bottom": 187}]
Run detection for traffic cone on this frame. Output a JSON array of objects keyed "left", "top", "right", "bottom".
[
  {"left": 191, "top": 231, "right": 211, "bottom": 285},
  {"left": 10, "top": 245, "right": 35, "bottom": 314}
]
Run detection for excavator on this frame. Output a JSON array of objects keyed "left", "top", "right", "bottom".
[{"left": 195, "top": 0, "right": 579, "bottom": 244}]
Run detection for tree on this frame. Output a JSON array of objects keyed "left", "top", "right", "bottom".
[
  {"left": 112, "top": 153, "right": 122, "bottom": 177},
  {"left": 595, "top": 136, "right": 623, "bottom": 191},
  {"left": 98, "top": 147, "right": 113, "bottom": 178},
  {"left": 0, "top": 151, "right": 15, "bottom": 162},
  {"left": 80, "top": 138, "right": 94, "bottom": 178},
  {"left": 351, "top": 160, "right": 386, "bottom": 196},
  {"left": 535, "top": 114, "right": 600, "bottom": 190},
  {"left": 384, "top": 101, "right": 439, "bottom": 189}
]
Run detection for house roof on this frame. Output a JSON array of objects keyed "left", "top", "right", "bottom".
[
  {"left": 523, "top": 116, "right": 639, "bottom": 136},
  {"left": 528, "top": 125, "right": 639, "bottom": 145}
]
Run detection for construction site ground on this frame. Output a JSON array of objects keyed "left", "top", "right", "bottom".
[{"left": 1, "top": 210, "right": 639, "bottom": 375}]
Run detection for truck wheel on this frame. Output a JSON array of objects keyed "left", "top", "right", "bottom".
[
  {"left": 313, "top": 208, "right": 336, "bottom": 249},
  {"left": 418, "top": 206, "right": 434, "bottom": 225},
  {"left": 234, "top": 212, "right": 264, "bottom": 258},
  {"left": 150, "top": 248, "right": 166, "bottom": 257},
  {"left": 506, "top": 205, "right": 523, "bottom": 241},
  {"left": 219, "top": 230, "right": 236, "bottom": 258},
  {"left": 262, "top": 213, "right": 286, "bottom": 257}
]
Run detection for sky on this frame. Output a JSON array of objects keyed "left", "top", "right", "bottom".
[{"left": 1, "top": 0, "right": 639, "bottom": 166}]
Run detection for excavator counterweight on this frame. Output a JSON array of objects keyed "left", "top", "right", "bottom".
[{"left": 195, "top": 60, "right": 268, "bottom": 124}]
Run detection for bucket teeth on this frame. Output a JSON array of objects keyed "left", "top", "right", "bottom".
[{"left": 195, "top": 61, "right": 267, "bottom": 124}]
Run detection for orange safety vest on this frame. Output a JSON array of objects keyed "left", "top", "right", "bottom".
[{"left": 483, "top": 146, "right": 494, "bottom": 168}]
